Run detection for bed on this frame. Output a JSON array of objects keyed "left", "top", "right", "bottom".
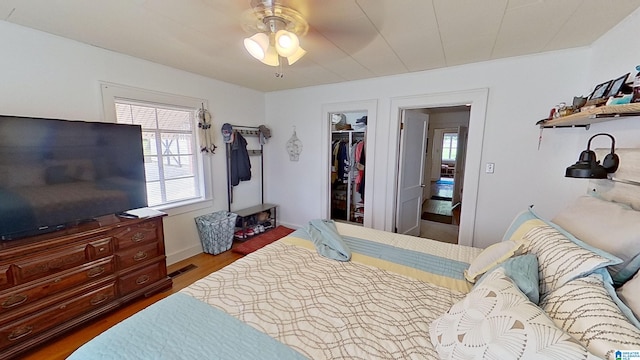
[{"left": 68, "top": 150, "right": 640, "bottom": 360}]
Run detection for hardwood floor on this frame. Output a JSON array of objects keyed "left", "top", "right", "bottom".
[
  {"left": 420, "top": 179, "right": 461, "bottom": 244},
  {"left": 20, "top": 247, "right": 244, "bottom": 360}
]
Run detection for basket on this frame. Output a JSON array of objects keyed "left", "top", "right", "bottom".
[{"left": 194, "top": 211, "right": 238, "bottom": 255}]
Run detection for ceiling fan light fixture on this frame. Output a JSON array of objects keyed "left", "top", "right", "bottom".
[
  {"left": 275, "top": 29, "right": 299, "bottom": 57},
  {"left": 241, "top": 2, "right": 308, "bottom": 70},
  {"left": 286, "top": 46, "right": 306, "bottom": 65},
  {"left": 260, "top": 44, "right": 280, "bottom": 66},
  {"left": 243, "top": 32, "right": 270, "bottom": 60}
]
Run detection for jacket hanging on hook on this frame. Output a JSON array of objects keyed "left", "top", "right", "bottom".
[{"left": 230, "top": 131, "right": 251, "bottom": 186}]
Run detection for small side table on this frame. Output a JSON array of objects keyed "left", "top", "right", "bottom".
[{"left": 232, "top": 203, "right": 277, "bottom": 240}]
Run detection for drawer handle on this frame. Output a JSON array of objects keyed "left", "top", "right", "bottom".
[
  {"left": 133, "top": 251, "right": 148, "bottom": 262},
  {"left": 135, "top": 275, "right": 150, "bottom": 285},
  {"left": 131, "top": 232, "right": 145, "bottom": 242},
  {"left": 90, "top": 293, "right": 110, "bottom": 306},
  {"left": 8, "top": 326, "right": 33, "bottom": 341},
  {"left": 2, "top": 294, "right": 28, "bottom": 309},
  {"left": 87, "top": 266, "right": 106, "bottom": 278}
]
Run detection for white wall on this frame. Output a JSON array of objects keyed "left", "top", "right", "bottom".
[
  {"left": 264, "top": 7, "right": 640, "bottom": 249},
  {"left": 0, "top": 21, "right": 266, "bottom": 264}
]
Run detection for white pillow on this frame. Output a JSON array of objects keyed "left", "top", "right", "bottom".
[
  {"left": 552, "top": 195, "right": 640, "bottom": 285},
  {"left": 617, "top": 270, "right": 640, "bottom": 321},
  {"left": 522, "top": 224, "right": 620, "bottom": 297},
  {"left": 430, "top": 268, "right": 598, "bottom": 360},
  {"left": 540, "top": 272, "right": 640, "bottom": 360},
  {"left": 464, "top": 239, "right": 526, "bottom": 283}
]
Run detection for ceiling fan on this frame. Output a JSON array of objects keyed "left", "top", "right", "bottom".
[{"left": 241, "top": 0, "right": 309, "bottom": 69}]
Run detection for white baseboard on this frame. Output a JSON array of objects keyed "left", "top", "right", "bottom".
[
  {"left": 278, "top": 221, "right": 302, "bottom": 229},
  {"left": 166, "top": 244, "right": 203, "bottom": 266}
]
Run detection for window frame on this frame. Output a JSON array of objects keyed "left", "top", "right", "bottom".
[
  {"left": 441, "top": 132, "right": 458, "bottom": 162},
  {"left": 101, "top": 82, "right": 212, "bottom": 215}
]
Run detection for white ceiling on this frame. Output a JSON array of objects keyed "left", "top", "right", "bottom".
[{"left": 2, "top": 0, "right": 640, "bottom": 92}]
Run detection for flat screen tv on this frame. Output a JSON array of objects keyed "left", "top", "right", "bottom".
[{"left": 0, "top": 115, "right": 148, "bottom": 240}]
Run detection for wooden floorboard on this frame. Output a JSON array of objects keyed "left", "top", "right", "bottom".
[{"left": 20, "top": 247, "right": 244, "bottom": 360}]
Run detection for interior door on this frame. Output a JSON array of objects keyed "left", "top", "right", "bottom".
[
  {"left": 395, "top": 110, "right": 429, "bottom": 235},
  {"left": 452, "top": 126, "right": 468, "bottom": 206},
  {"left": 430, "top": 129, "right": 445, "bottom": 182}
]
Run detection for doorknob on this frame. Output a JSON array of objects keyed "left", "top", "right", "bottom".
[{"left": 420, "top": 184, "right": 426, "bottom": 188}]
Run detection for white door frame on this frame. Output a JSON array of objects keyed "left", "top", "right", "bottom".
[
  {"left": 321, "top": 100, "right": 378, "bottom": 228},
  {"left": 386, "top": 89, "right": 488, "bottom": 247}
]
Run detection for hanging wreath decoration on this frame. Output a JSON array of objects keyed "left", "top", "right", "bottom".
[{"left": 197, "top": 104, "right": 217, "bottom": 154}]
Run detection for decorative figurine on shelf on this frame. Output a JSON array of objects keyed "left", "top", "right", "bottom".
[
  {"left": 573, "top": 96, "right": 587, "bottom": 109},
  {"left": 286, "top": 126, "right": 303, "bottom": 161}
]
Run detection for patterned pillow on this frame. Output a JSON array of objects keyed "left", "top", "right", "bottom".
[
  {"left": 430, "top": 268, "right": 598, "bottom": 360},
  {"left": 464, "top": 239, "right": 527, "bottom": 283},
  {"left": 540, "top": 272, "right": 640, "bottom": 360},
  {"left": 522, "top": 225, "right": 621, "bottom": 297}
]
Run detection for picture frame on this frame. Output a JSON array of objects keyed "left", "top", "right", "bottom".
[
  {"left": 589, "top": 80, "right": 613, "bottom": 100},
  {"left": 605, "top": 73, "right": 630, "bottom": 98}
]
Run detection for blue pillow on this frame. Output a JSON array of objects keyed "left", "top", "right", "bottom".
[{"left": 475, "top": 254, "right": 540, "bottom": 304}]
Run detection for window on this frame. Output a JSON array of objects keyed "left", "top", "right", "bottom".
[
  {"left": 101, "top": 83, "right": 207, "bottom": 210},
  {"left": 442, "top": 133, "right": 458, "bottom": 161}
]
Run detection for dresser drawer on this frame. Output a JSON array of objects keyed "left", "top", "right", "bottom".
[
  {"left": 111, "top": 222, "right": 158, "bottom": 250},
  {"left": 12, "top": 244, "right": 89, "bottom": 284},
  {"left": 86, "top": 237, "right": 114, "bottom": 260},
  {"left": 0, "top": 266, "right": 12, "bottom": 292},
  {"left": 0, "top": 257, "right": 115, "bottom": 319},
  {"left": 118, "top": 260, "right": 165, "bottom": 296},
  {"left": 0, "top": 282, "right": 116, "bottom": 351},
  {"left": 116, "top": 242, "right": 159, "bottom": 270}
]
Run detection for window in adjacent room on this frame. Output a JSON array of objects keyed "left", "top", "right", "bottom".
[
  {"left": 441, "top": 132, "right": 458, "bottom": 161},
  {"left": 101, "top": 83, "right": 208, "bottom": 210}
]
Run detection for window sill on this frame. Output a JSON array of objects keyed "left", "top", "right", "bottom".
[{"left": 153, "top": 198, "right": 214, "bottom": 217}]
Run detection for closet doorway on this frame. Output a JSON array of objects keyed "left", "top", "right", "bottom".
[
  {"left": 321, "top": 100, "right": 377, "bottom": 229},
  {"left": 329, "top": 111, "right": 367, "bottom": 225}
]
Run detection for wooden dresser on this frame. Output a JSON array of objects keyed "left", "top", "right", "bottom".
[{"left": 0, "top": 214, "right": 172, "bottom": 359}]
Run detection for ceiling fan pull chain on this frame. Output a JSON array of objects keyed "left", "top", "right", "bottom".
[{"left": 275, "top": 58, "right": 284, "bottom": 78}]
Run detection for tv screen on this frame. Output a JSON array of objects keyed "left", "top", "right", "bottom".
[{"left": 0, "top": 115, "right": 148, "bottom": 240}]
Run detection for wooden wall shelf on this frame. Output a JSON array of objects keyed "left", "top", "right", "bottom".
[{"left": 538, "top": 103, "right": 640, "bottom": 129}]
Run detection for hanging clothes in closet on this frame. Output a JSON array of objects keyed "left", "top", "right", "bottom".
[
  {"left": 353, "top": 140, "right": 365, "bottom": 199},
  {"left": 330, "top": 130, "right": 365, "bottom": 224}
]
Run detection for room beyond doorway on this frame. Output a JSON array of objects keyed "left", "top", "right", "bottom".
[
  {"left": 422, "top": 178, "right": 454, "bottom": 224},
  {"left": 419, "top": 106, "right": 470, "bottom": 244},
  {"left": 419, "top": 178, "right": 461, "bottom": 244}
]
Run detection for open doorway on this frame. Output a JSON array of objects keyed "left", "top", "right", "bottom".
[
  {"left": 395, "top": 106, "right": 470, "bottom": 244},
  {"left": 421, "top": 106, "right": 469, "bottom": 243},
  {"left": 390, "top": 89, "right": 487, "bottom": 247}
]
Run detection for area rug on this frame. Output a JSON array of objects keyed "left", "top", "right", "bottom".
[
  {"left": 421, "top": 212, "right": 453, "bottom": 224},
  {"left": 232, "top": 225, "right": 295, "bottom": 255},
  {"left": 436, "top": 178, "right": 454, "bottom": 185}
]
